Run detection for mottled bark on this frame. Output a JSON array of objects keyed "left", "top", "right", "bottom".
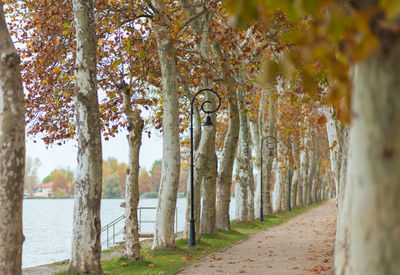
[
  {"left": 69, "top": 0, "right": 103, "bottom": 273},
  {"left": 122, "top": 86, "right": 144, "bottom": 260},
  {"left": 290, "top": 139, "right": 299, "bottom": 207},
  {"left": 324, "top": 106, "right": 341, "bottom": 196},
  {"left": 0, "top": 4, "right": 26, "bottom": 274},
  {"left": 250, "top": 118, "right": 261, "bottom": 218},
  {"left": 183, "top": 86, "right": 201, "bottom": 240},
  {"left": 213, "top": 41, "right": 239, "bottom": 230},
  {"left": 335, "top": 41, "right": 400, "bottom": 274},
  {"left": 152, "top": 0, "right": 181, "bottom": 250},
  {"left": 188, "top": 126, "right": 214, "bottom": 241},
  {"left": 200, "top": 149, "right": 217, "bottom": 234},
  {"left": 263, "top": 91, "right": 275, "bottom": 214},
  {"left": 307, "top": 149, "right": 317, "bottom": 204},
  {"left": 235, "top": 86, "right": 254, "bottom": 222}
]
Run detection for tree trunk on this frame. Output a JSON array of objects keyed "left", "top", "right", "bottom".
[
  {"left": 0, "top": 5, "right": 26, "bottom": 274},
  {"left": 335, "top": 42, "right": 400, "bottom": 274},
  {"left": 213, "top": 41, "right": 240, "bottom": 231},
  {"left": 324, "top": 106, "right": 341, "bottom": 196},
  {"left": 151, "top": 0, "right": 181, "bottom": 250},
  {"left": 250, "top": 118, "right": 261, "bottom": 218},
  {"left": 235, "top": 86, "right": 254, "bottom": 222},
  {"left": 200, "top": 150, "right": 217, "bottom": 234},
  {"left": 300, "top": 129, "right": 310, "bottom": 205},
  {"left": 273, "top": 139, "right": 284, "bottom": 212},
  {"left": 307, "top": 149, "right": 317, "bottom": 204},
  {"left": 290, "top": 139, "right": 299, "bottom": 207},
  {"left": 263, "top": 90, "right": 275, "bottom": 214},
  {"left": 197, "top": 17, "right": 218, "bottom": 235},
  {"left": 122, "top": 86, "right": 144, "bottom": 260},
  {"left": 69, "top": 0, "right": 103, "bottom": 273},
  {"left": 183, "top": 86, "right": 201, "bottom": 240}
]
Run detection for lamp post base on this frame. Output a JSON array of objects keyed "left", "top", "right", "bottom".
[{"left": 188, "top": 219, "right": 196, "bottom": 248}]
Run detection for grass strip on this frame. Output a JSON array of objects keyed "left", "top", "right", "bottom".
[{"left": 59, "top": 200, "right": 326, "bottom": 275}]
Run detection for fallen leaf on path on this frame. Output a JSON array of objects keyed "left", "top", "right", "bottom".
[
  {"left": 250, "top": 265, "right": 260, "bottom": 268},
  {"left": 181, "top": 255, "right": 192, "bottom": 261},
  {"left": 292, "top": 267, "right": 299, "bottom": 270},
  {"left": 266, "top": 265, "right": 272, "bottom": 268},
  {"left": 243, "top": 259, "right": 255, "bottom": 262},
  {"left": 238, "top": 270, "right": 246, "bottom": 273}
]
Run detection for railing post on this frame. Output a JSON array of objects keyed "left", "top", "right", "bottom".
[
  {"left": 175, "top": 207, "right": 178, "bottom": 233},
  {"left": 106, "top": 227, "right": 109, "bottom": 249},
  {"left": 113, "top": 224, "right": 115, "bottom": 246},
  {"left": 139, "top": 208, "right": 142, "bottom": 233}
]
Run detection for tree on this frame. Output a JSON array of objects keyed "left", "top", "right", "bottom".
[
  {"left": 0, "top": 2, "right": 26, "bottom": 273},
  {"left": 52, "top": 169, "right": 72, "bottom": 197},
  {"left": 24, "top": 157, "right": 41, "bottom": 194},
  {"left": 139, "top": 168, "right": 153, "bottom": 193},
  {"left": 226, "top": 0, "right": 400, "bottom": 273},
  {"left": 69, "top": 0, "right": 103, "bottom": 273},
  {"left": 103, "top": 174, "right": 124, "bottom": 198},
  {"left": 123, "top": 85, "right": 144, "bottom": 260},
  {"left": 150, "top": 0, "right": 181, "bottom": 250}
]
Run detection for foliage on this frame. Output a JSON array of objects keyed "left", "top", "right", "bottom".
[
  {"left": 54, "top": 188, "right": 68, "bottom": 198},
  {"left": 103, "top": 174, "right": 124, "bottom": 199},
  {"left": 102, "top": 157, "right": 127, "bottom": 198},
  {"left": 225, "top": 0, "right": 400, "bottom": 123},
  {"left": 42, "top": 168, "right": 74, "bottom": 197}
]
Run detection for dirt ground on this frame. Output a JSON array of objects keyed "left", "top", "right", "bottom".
[{"left": 176, "top": 199, "right": 336, "bottom": 275}]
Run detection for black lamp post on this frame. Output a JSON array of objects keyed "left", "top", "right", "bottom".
[
  {"left": 260, "top": 136, "right": 277, "bottom": 222},
  {"left": 188, "top": 88, "right": 221, "bottom": 248}
]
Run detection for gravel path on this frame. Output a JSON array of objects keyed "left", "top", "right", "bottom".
[{"left": 176, "top": 199, "right": 336, "bottom": 275}]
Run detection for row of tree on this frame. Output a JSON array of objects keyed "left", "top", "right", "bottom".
[
  {"left": 24, "top": 157, "right": 167, "bottom": 198},
  {"left": 2, "top": 0, "right": 398, "bottom": 274},
  {"left": 0, "top": 0, "right": 334, "bottom": 273}
]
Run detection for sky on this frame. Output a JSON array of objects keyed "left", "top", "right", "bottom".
[{"left": 26, "top": 129, "right": 163, "bottom": 181}]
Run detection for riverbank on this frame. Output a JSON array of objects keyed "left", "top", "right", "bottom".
[{"left": 23, "top": 200, "right": 332, "bottom": 275}]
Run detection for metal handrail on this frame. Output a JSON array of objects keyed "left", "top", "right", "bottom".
[{"left": 100, "top": 206, "right": 178, "bottom": 249}]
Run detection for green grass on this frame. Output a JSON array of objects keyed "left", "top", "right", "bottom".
[{"left": 58, "top": 200, "right": 326, "bottom": 275}]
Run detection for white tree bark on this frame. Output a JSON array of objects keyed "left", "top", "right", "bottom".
[
  {"left": 235, "top": 85, "right": 254, "bottom": 222},
  {"left": 272, "top": 141, "right": 283, "bottom": 212},
  {"left": 69, "top": 0, "right": 103, "bottom": 273},
  {"left": 335, "top": 42, "right": 400, "bottom": 274},
  {"left": 250, "top": 118, "right": 261, "bottom": 218},
  {"left": 0, "top": 4, "right": 26, "bottom": 274},
  {"left": 213, "top": 41, "right": 240, "bottom": 230},
  {"left": 151, "top": 0, "right": 181, "bottom": 250},
  {"left": 324, "top": 105, "right": 341, "bottom": 196},
  {"left": 262, "top": 90, "right": 275, "bottom": 214}
]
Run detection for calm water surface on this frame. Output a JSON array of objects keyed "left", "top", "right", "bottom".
[{"left": 22, "top": 198, "right": 235, "bottom": 268}]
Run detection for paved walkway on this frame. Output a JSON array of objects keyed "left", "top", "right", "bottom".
[{"left": 177, "top": 199, "right": 336, "bottom": 275}]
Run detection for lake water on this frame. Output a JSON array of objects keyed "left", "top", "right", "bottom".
[{"left": 22, "top": 198, "right": 235, "bottom": 268}]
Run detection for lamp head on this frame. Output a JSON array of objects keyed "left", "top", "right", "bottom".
[
  {"left": 203, "top": 115, "right": 213, "bottom": 126},
  {"left": 268, "top": 150, "right": 273, "bottom": 157}
]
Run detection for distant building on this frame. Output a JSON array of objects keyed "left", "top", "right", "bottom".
[{"left": 34, "top": 182, "right": 54, "bottom": 198}]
